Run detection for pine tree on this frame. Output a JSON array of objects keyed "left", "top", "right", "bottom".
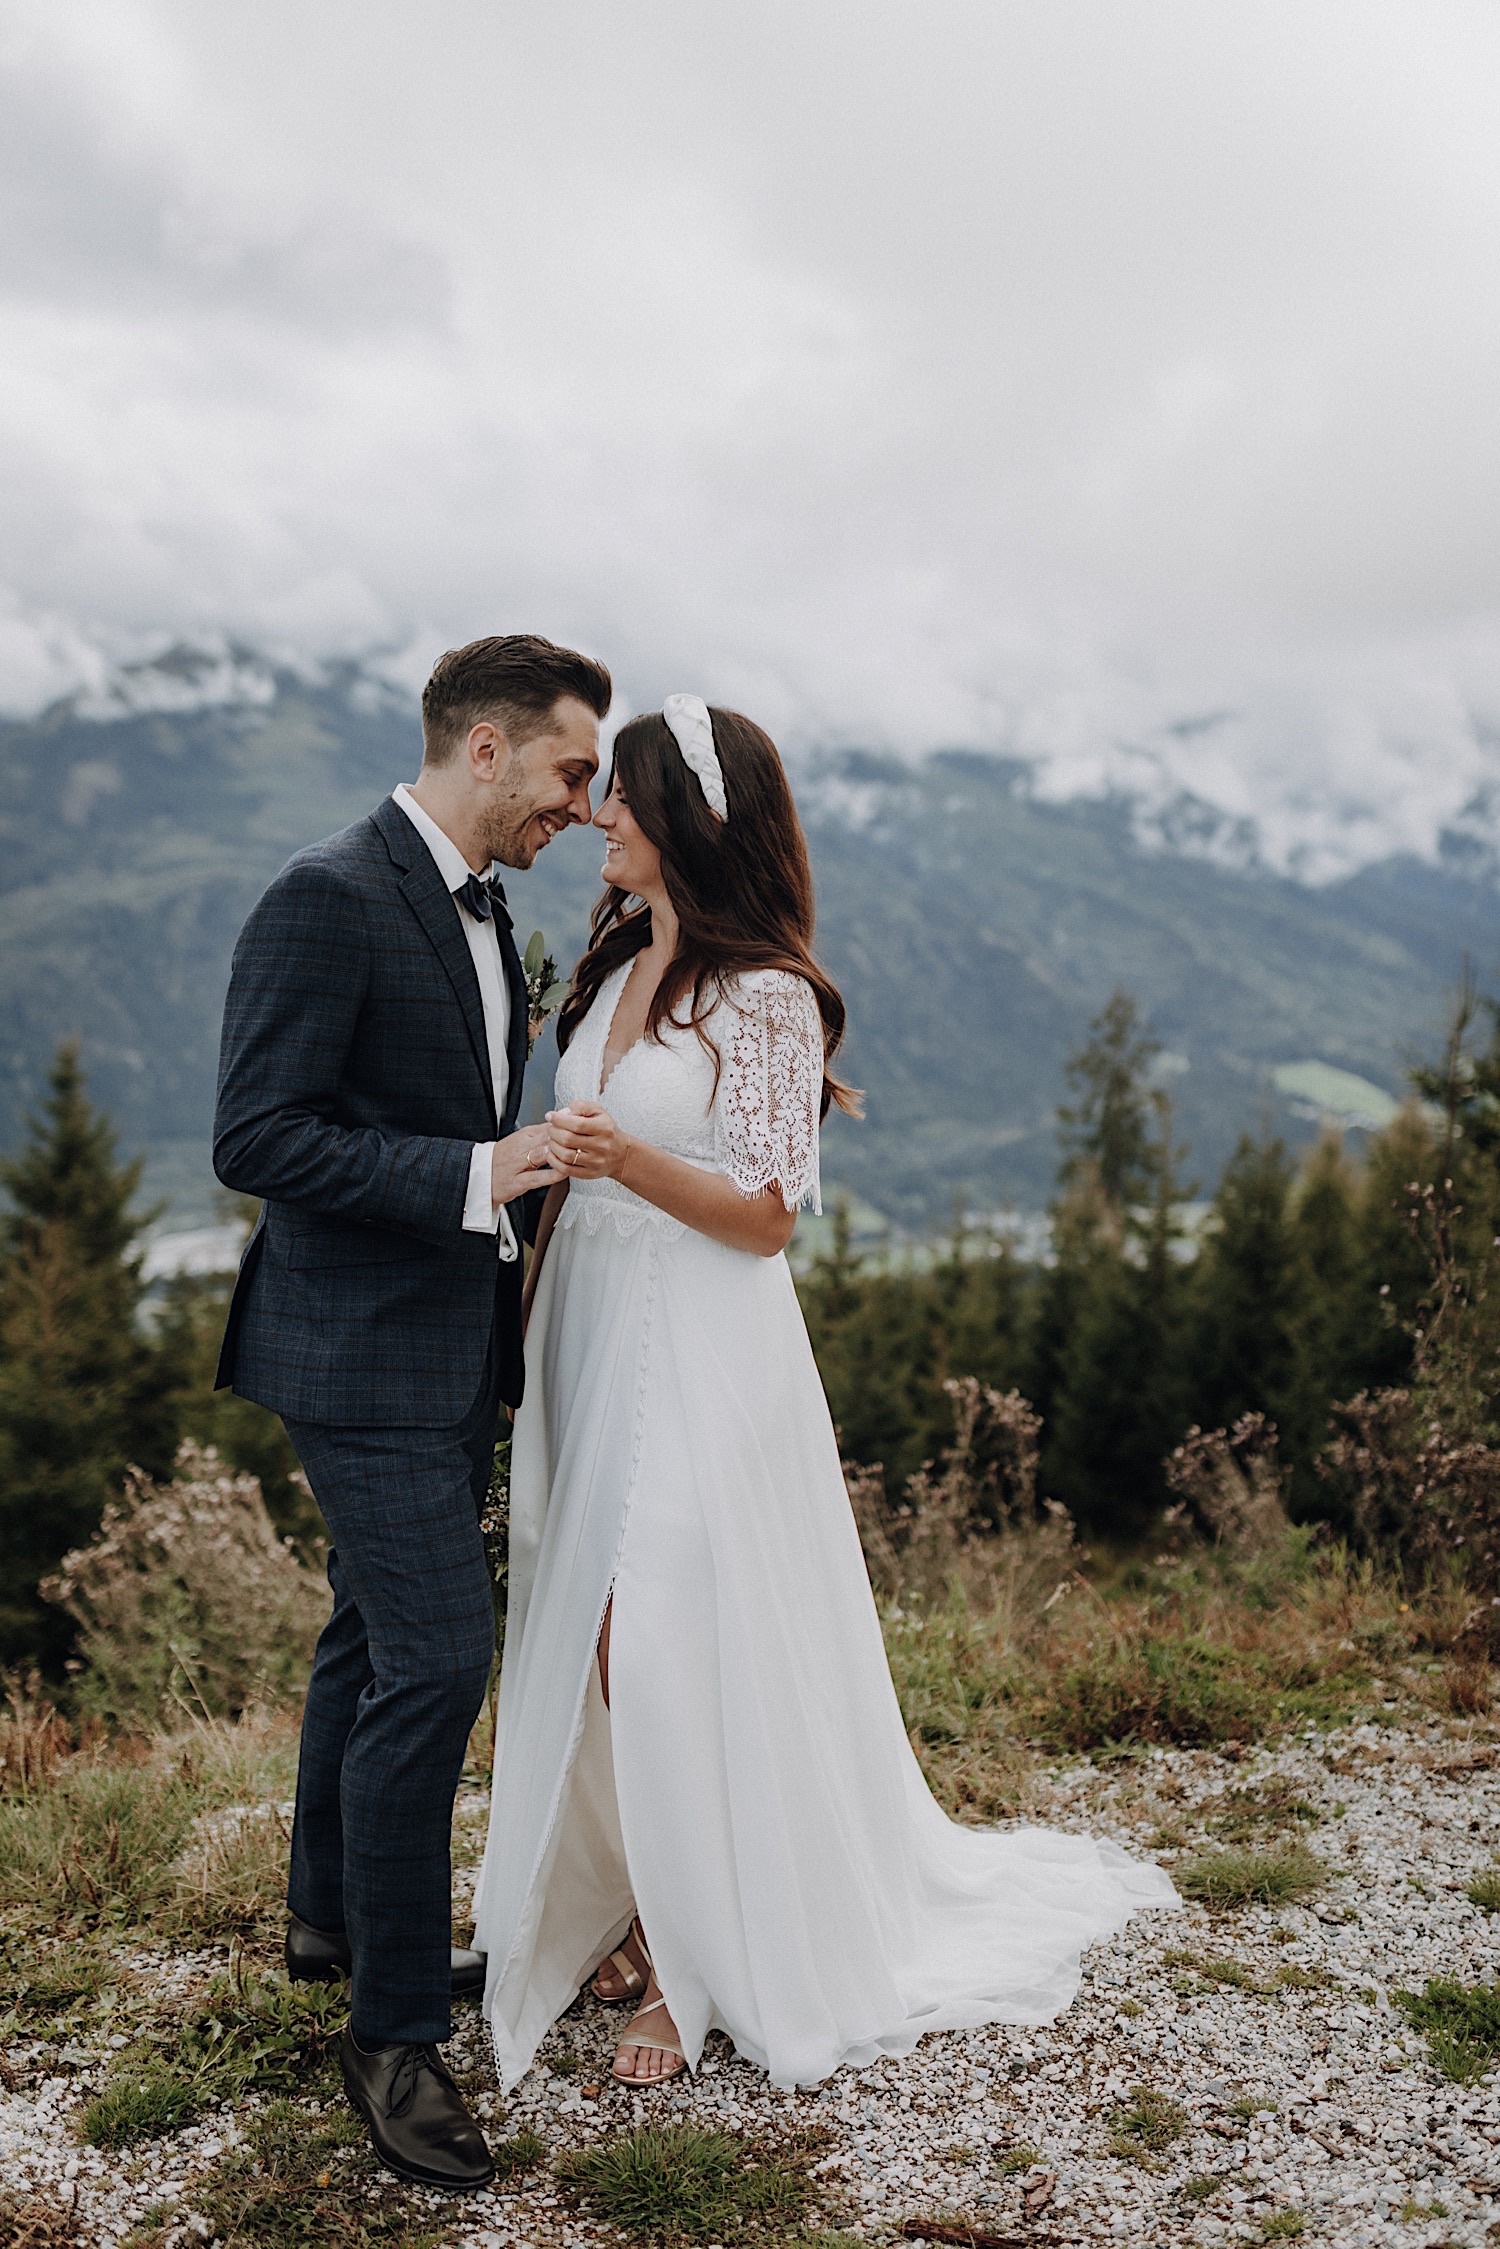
[
  {"left": 1032, "top": 998, "right": 1148, "bottom": 1448},
  {"left": 1034, "top": 994, "right": 1196, "bottom": 1533},
  {"left": 797, "top": 1202, "right": 939, "bottom": 1498},
  {"left": 1028, "top": 1170, "right": 1114, "bottom": 1473},
  {"left": 1190, "top": 1130, "right": 1308, "bottom": 1454},
  {"left": 930, "top": 1211, "right": 1032, "bottom": 1408},
  {"left": 1351, "top": 1104, "right": 1440, "bottom": 1391},
  {"left": 1046, "top": 1090, "right": 1194, "bottom": 1535},
  {"left": 1279, "top": 1134, "right": 1362, "bottom": 1489},
  {"left": 0, "top": 1044, "right": 178, "bottom": 1670},
  {"left": 1055, "top": 988, "right": 1162, "bottom": 1210}
]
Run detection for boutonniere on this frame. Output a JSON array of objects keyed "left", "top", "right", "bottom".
[{"left": 523, "top": 930, "right": 568, "bottom": 1055}]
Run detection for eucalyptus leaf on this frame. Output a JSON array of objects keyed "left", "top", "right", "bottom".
[
  {"left": 523, "top": 931, "right": 546, "bottom": 978},
  {"left": 540, "top": 981, "right": 569, "bottom": 1014}
]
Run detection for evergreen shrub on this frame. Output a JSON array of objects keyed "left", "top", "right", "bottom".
[{"left": 0, "top": 1044, "right": 179, "bottom": 1670}]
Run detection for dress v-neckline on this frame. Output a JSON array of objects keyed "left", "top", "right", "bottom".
[{"left": 597, "top": 961, "right": 647, "bottom": 1101}]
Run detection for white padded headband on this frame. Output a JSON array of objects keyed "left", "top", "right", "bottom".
[{"left": 662, "top": 693, "right": 728, "bottom": 821}]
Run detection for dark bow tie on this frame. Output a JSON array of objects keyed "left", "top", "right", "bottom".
[{"left": 457, "top": 870, "right": 510, "bottom": 928}]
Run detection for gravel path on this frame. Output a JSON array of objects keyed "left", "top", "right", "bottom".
[{"left": 5, "top": 1718, "right": 1499, "bottom": 2247}]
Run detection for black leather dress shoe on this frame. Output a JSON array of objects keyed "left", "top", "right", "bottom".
[
  {"left": 285, "top": 1914, "right": 487, "bottom": 1999},
  {"left": 340, "top": 2028, "right": 495, "bottom": 2190}
]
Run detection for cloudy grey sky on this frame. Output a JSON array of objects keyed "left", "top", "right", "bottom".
[{"left": 4, "top": 0, "right": 1500, "bottom": 874}]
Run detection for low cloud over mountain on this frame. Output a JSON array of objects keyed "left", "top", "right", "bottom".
[{"left": 4, "top": 4, "right": 1500, "bottom": 889}]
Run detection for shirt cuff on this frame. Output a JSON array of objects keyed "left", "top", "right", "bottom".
[{"left": 464, "top": 1143, "right": 519, "bottom": 1262}]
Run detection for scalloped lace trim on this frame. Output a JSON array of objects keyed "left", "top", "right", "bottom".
[
  {"left": 557, "top": 1179, "right": 688, "bottom": 1243},
  {"left": 714, "top": 971, "right": 824, "bottom": 1214}
]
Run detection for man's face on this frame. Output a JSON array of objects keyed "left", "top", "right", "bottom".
[{"left": 481, "top": 696, "right": 600, "bottom": 869}]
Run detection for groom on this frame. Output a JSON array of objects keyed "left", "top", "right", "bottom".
[{"left": 213, "top": 633, "right": 610, "bottom": 2187}]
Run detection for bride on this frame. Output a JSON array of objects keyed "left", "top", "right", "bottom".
[{"left": 472, "top": 696, "right": 1177, "bottom": 2093}]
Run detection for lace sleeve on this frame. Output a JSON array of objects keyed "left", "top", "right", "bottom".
[{"left": 714, "top": 971, "right": 824, "bottom": 1213}]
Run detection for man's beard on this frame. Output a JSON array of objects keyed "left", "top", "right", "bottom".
[{"left": 482, "top": 767, "right": 548, "bottom": 869}]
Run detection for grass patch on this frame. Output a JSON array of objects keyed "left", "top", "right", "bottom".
[
  {"left": 169, "top": 1800, "right": 291, "bottom": 1941},
  {"left": 1260, "top": 2215, "right": 1306, "bottom": 2240},
  {"left": 1105, "top": 2085, "right": 1189, "bottom": 2165},
  {"left": 1181, "top": 2175, "right": 1221, "bottom": 2203},
  {"left": 83, "top": 2057, "right": 202, "bottom": 2149},
  {"left": 994, "top": 2144, "right": 1041, "bottom": 2174},
  {"left": 492, "top": 2128, "right": 548, "bottom": 2182},
  {"left": 1043, "top": 1632, "right": 1270, "bottom": 1750},
  {"left": 875, "top": 1533, "right": 1421, "bottom": 1809},
  {"left": 1166, "top": 1949, "right": 1264, "bottom": 1993},
  {"left": 176, "top": 1961, "right": 347, "bottom": 2091},
  {"left": 175, "top": 2098, "right": 450, "bottom": 2247},
  {"left": 881, "top": 1606, "right": 1033, "bottom": 1820},
  {"left": 82, "top": 1964, "right": 347, "bottom": 2147},
  {"left": 1393, "top": 1977, "right": 1500, "bottom": 2084},
  {"left": 0, "top": 1760, "right": 197, "bottom": 1927},
  {"left": 0, "top": 1714, "right": 300, "bottom": 1937},
  {"left": 881, "top": 1547, "right": 1408, "bottom": 1800},
  {"left": 557, "top": 2123, "right": 820, "bottom": 2242},
  {"left": 1466, "top": 1866, "right": 1500, "bottom": 1914},
  {"left": 1274, "top": 1962, "right": 1339, "bottom": 1992},
  {"left": 882, "top": 1587, "right": 1385, "bottom": 1814},
  {"left": 1207, "top": 1780, "right": 1323, "bottom": 1841},
  {"left": 0, "top": 1944, "right": 120, "bottom": 2016},
  {"left": 1176, "top": 1843, "right": 1328, "bottom": 1909},
  {"left": 1162, "top": 1949, "right": 1337, "bottom": 1999}
]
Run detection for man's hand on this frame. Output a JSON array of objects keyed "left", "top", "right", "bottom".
[
  {"left": 490, "top": 1124, "right": 567, "bottom": 1208},
  {"left": 544, "top": 1099, "right": 633, "bottom": 1181}
]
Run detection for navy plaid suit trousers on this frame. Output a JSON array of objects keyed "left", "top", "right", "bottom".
[{"left": 283, "top": 1341, "right": 498, "bottom": 2047}]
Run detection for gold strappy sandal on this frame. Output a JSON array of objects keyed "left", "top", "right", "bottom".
[
  {"left": 590, "top": 1915, "right": 650, "bottom": 2004},
  {"left": 612, "top": 1994, "right": 687, "bottom": 2082}
]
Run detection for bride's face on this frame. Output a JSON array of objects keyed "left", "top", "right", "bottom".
[{"left": 594, "top": 773, "right": 662, "bottom": 897}]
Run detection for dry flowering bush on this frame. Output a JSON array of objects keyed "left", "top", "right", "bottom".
[
  {"left": 1321, "top": 1386, "right": 1500, "bottom": 1653},
  {"left": 41, "top": 1442, "right": 329, "bottom": 1728},
  {"left": 1163, "top": 1413, "right": 1291, "bottom": 1554},
  {"left": 1314, "top": 1165, "right": 1500, "bottom": 1657},
  {"left": 848, "top": 1376, "right": 1081, "bottom": 1645},
  {"left": 1156, "top": 1411, "right": 1322, "bottom": 1607}
]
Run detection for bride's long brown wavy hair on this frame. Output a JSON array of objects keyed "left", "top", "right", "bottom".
[{"left": 556, "top": 708, "right": 861, "bottom": 1121}]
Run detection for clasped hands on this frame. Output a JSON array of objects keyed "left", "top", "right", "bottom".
[
  {"left": 543, "top": 1098, "right": 632, "bottom": 1183},
  {"left": 488, "top": 1101, "right": 630, "bottom": 1210}
]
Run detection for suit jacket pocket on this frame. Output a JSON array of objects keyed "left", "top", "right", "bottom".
[{"left": 281, "top": 1221, "right": 439, "bottom": 1270}]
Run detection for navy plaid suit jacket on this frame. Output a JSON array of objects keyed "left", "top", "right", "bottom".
[{"left": 213, "top": 795, "right": 530, "bottom": 1427}]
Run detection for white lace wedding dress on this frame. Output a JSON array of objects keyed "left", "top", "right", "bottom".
[{"left": 472, "top": 964, "right": 1178, "bottom": 2091}]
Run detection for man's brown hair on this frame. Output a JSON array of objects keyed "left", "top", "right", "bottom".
[{"left": 421, "top": 634, "right": 612, "bottom": 764}]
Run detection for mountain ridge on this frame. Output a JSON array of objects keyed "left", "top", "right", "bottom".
[{"left": 2, "top": 654, "right": 1496, "bottom": 1227}]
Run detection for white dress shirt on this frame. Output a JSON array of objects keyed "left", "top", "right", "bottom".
[{"left": 391, "top": 785, "right": 518, "bottom": 1261}]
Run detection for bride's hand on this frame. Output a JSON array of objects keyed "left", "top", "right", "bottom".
[{"left": 545, "top": 1098, "right": 633, "bottom": 1182}]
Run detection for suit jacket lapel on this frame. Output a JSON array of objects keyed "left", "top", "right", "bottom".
[
  {"left": 373, "top": 798, "right": 496, "bottom": 1128},
  {"left": 489, "top": 884, "right": 530, "bottom": 1134}
]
